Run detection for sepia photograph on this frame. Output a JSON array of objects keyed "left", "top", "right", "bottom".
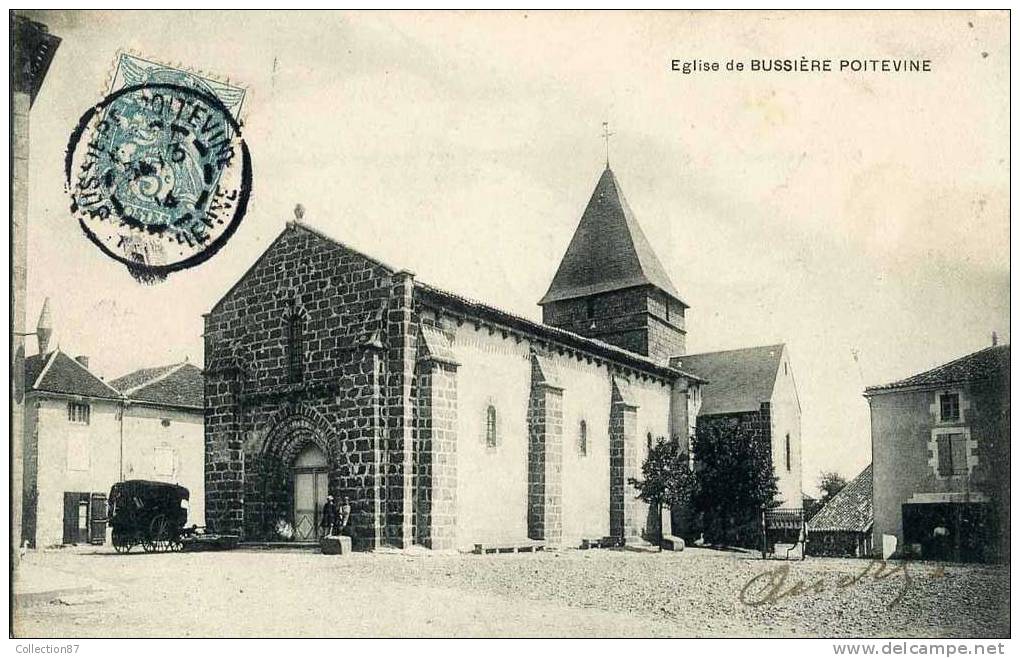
[{"left": 9, "top": 8, "right": 1010, "bottom": 644}]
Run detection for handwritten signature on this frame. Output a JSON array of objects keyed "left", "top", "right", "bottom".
[{"left": 739, "top": 560, "right": 946, "bottom": 609}]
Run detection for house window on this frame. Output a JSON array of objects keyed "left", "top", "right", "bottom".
[
  {"left": 936, "top": 433, "right": 969, "bottom": 477},
  {"left": 785, "top": 434, "right": 791, "bottom": 472},
  {"left": 67, "top": 435, "right": 89, "bottom": 472},
  {"left": 485, "top": 405, "right": 497, "bottom": 448},
  {"left": 67, "top": 402, "right": 90, "bottom": 425},
  {"left": 578, "top": 420, "right": 588, "bottom": 456},
  {"left": 154, "top": 447, "right": 175, "bottom": 477},
  {"left": 940, "top": 393, "right": 960, "bottom": 422},
  {"left": 286, "top": 313, "right": 305, "bottom": 383}
]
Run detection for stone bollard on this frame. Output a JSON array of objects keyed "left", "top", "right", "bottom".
[
  {"left": 321, "top": 535, "right": 352, "bottom": 555},
  {"left": 660, "top": 534, "right": 685, "bottom": 551}
]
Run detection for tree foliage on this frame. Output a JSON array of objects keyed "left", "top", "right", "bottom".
[
  {"left": 692, "top": 417, "right": 779, "bottom": 547},
  {"left": 817, "top": 471, "right": 848, "bottom": 506},
  {"left": 628, "top": 436, "right": 698, "bottom": 510}
]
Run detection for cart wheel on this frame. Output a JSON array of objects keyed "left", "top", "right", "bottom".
[
  {"left": 149, "top": 515, "right": 171, "bottom": 553},
  {"left": 169, "top": 538, "right": 184, "bottom": 552},
  {"left": 113, "top": 540, "right": 130, "bottom": 553}
]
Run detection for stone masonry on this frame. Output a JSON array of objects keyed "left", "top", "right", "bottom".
[{"left": 527, "top": 351, "right": 563, "bottom": 544}]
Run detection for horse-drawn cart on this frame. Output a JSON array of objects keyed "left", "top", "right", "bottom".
[{"left": 108, "top": 480, "right": 191, "bottom": 553}]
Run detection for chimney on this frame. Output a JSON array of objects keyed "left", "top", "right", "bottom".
[
  {"left": 75, "top": 355, "right": 89, "bottom": 369},
  {"left": 36, "top": 297, "right": 52, "bottom": 355}
]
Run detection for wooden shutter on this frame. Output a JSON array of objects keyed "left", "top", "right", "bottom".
[
  {"left": 62, "top": 492, "right": 78, "bottom": 544},
  {"left": 89, "top": 493, "right": 107, "bottom": 544},
  {"left": 936, "top": 434, "right": 953, "bottom": 476}
]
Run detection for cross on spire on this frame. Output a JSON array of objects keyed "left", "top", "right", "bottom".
[{"left": 601, "top": 121, "right": 615, "bottom": 168}]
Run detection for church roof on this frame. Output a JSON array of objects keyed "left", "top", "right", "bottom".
[
  {"left": 539, "top": 167, "right": 685, "bottom": 306},
  {"left": 864, "top": 344, "right": 1009, "bottom": 395},
  {"left": 807, "top": 464, "right": 873, "bottom": 534},
  {"left": 25, "top": 350, "right": 123, "bottom": 401},
  {"left": 673, "top": 344, "right": 785, "bottom": 415}
]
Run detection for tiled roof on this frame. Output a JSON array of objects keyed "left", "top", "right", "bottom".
[
  {"left": 807, "top": 464, "right": 873, "bottom": 533},
  {"left": 673, "top": 344, "right": 785, "bottom": 415},
  {"left": 865, "top": 344, "right": 1009, "bottom": 394},
  {"left": 26, "top": 351, "right": 123, "bottom": 400},
  {"left": 112, "top": 362, "right": 203, "bottom": 409},
  {"left": 416, "top": 282, "right": 705, "bottom": 383},
  {"left": 109, "top": 362, "right": 180, "bottom": 393},
  {"left": 539, "top": 167, "right": 685, "bottom": 306}
]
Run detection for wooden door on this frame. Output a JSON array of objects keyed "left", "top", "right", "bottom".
[
  {"left": 293, "top": 470, "right": 328, "bottom": 541},
  {"left": 63, "top": 492, "right": 91, "bottom": 544}
]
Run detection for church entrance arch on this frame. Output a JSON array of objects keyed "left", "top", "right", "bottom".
[
  {"left": 291, "top": 443, "right": 328, "bottom": 541},
  {"left": 257, "top": 408, "right": 342, "bottom": 542}
]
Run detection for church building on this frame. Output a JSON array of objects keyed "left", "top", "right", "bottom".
[{"left": 203, "top": 166, "right": 802, "bottom": 550}]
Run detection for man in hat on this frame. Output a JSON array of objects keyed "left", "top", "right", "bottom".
[
  {"left": 320, "top": 495, "right": 338, "bottom": 538},
  {"left": 336, "top": 496, "right": 352, "bottom": 536}
]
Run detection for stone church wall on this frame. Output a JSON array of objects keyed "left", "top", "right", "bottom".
[
  {"left": 443, "top": 321, "right": 532, "bottom": 548},
  {"left": 556, "top": 356, "right": 612, "bottom": 546},
  {"left": 204, "top": 225, "right": 397, "bottom": 549}
]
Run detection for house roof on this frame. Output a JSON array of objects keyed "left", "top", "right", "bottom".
[
  {"left": 807, "top": 464, "right": 873, "bottom": 533},
  {"left": 111, "top": 362, "right": 203, "bottom": 409},
  {"left": 539, "top": 167, "right": 685, "bottom": 306},
  {"left": 25, "top": 351, "right": 123, "bottom": 400},
  {"left": 673, "top": 344, "right": 785, "bottom": 415},
  {"left": 865, "top": 344, "right": 1010, "bottom": 395},
  {"left": 109, "top": 362, "right": 181, "bottom": 393}
]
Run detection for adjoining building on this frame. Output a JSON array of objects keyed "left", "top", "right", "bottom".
[
  {"left": 674, "top": 344, "right": 803, "bottom": 511},
  {"left": 865, "top": 343, "right": 1009, "bottom": 562},
  {"left": 806, "top": 464, "right": 873, "bottom": 557},
  {"left": 203, "top": 166, "right": 803, "bottom": 551},
  {"left": 21, "top": 303, "right": 205, "bottom": 548}
]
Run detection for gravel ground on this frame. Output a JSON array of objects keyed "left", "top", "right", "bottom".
[{"left": 13, "top": 545, "right": 1009, "bottom": 638}]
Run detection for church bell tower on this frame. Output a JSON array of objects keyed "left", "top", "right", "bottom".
[{"left": 539, "top": 166, "right": 687, "bottom": 364}]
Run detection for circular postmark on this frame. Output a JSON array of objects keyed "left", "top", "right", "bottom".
[{"left": 65, "top": 81, "right": 251, "bottom": 279}]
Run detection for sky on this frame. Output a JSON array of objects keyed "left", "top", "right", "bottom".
[{"left": 22, "top": 10, "right": 1009, "bottom": 495}]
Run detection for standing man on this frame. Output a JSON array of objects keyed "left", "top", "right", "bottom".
[
  {"left": 336, "top": 496, "right": 352, "bottom": 536},
  {"left": 320, "top": 495, "right": 338, "bottom": 538}
]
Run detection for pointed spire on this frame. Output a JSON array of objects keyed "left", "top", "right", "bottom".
[
  {"left": 36, "top": 297, "right": 52, "bottom": 355},
  {"left": 539, "top": 168, "right": 684, "bottom": 306}
]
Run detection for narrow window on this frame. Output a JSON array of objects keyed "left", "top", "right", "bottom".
[
  {"left": 940, "top": 393, "right": 960, "bottom": 422},
  {"left": 785, "top": 434, "right": 791, "bottom": 472},
  {"left": 485, "top": 405, "right": 497, "bottom": 448},
  {"left": 586, "top": 297, "right": 595, "bottom": 320},
  {"left": 67, "top": 402, "right": 90, "bottom": 425},
  {"left": 287, "top": 313, "right": 304, "bottom": 383},
  {"left": 579, "top": 420, "right": 588, "bottom": 456}
]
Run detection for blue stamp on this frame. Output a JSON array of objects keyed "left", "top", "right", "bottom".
[{"left": 65, "top": 54, "right": 252, "bottom": 280}]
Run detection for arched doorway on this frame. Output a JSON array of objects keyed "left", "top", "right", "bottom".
[{"left": 291, "top": 443, "right": 328, "bottom": 541}]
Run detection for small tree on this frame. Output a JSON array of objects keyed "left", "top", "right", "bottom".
[
  {"left": 693, "top": 417, "right": 779, "bottom": 547},
  {"left": 629, "top": 436, "right": 698, "bottom": 512},
  {"left": 818, "top": 471, "right": 848, "bottom": 506}
]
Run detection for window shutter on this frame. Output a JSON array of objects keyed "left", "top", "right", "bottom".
[
  {"left": 936, "top": 434, "right": 953, "bottom": 476},
  {"left": 950, "top": 434, "right": 968, "bottom": 475}
]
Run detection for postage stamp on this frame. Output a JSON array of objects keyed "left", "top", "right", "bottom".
[{"left": 64, "top": 53, "right": 251, "bottom": 280}]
